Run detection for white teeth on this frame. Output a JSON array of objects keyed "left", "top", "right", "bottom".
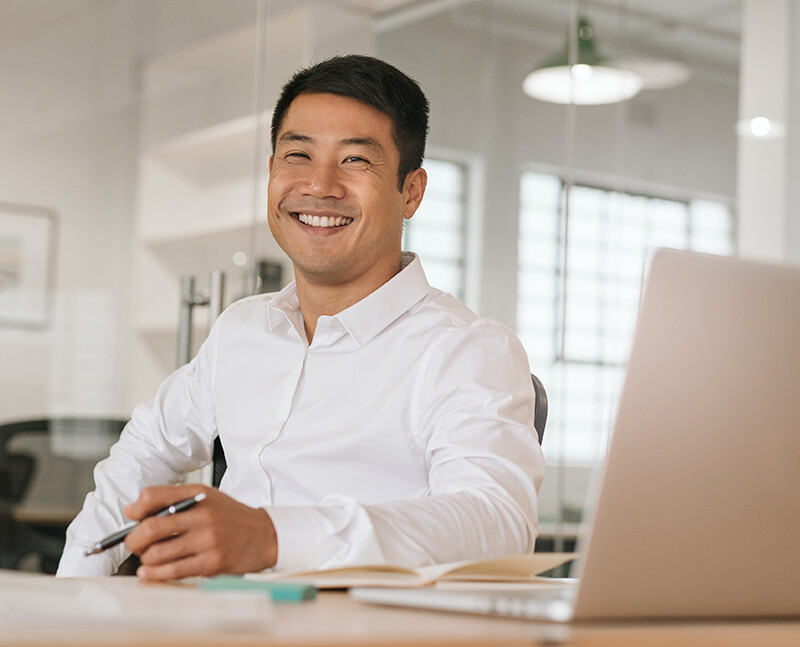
[{"left": 297, "top": 213, "right": 353, "bottom": 228}]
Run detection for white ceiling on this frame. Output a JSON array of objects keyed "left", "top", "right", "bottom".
[
  {"left": 365, "top": 0, "right": 741, "bottom": 77},
  {"left": 0, "top": 0, "right": 741, "bottom": 76}
]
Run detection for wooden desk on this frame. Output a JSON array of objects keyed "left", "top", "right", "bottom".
[
  {"left": 11, "top": 505, "right": 77, "bottom": 526},
  {"left": 0, "top": 574, "right": 798, "bottom": 647}
]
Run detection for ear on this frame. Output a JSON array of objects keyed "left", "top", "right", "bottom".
[
  {"left": 402, "top": 168, "right": 427, "bottom": 221},
  {"left": 268, "top": 155, "right": 274, "bottom": 173}
]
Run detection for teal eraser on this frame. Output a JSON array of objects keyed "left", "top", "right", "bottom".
[{"left": 200, "top": 575, "right": 317, "bottom": 602}]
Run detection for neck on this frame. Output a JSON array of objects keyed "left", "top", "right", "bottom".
[{"left": 296, "top": 260, "right": 404, "bottom": 343}]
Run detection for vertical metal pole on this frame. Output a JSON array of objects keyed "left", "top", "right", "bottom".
[
  {"left": 554, "top": 0, "right": 581, "bottom": 563},
  {"left": 177, "top": 275, "right": 196, "bottom": 367},
  {"left": 248, "top": 0, "right": 269, "bottom": 297},
  {"left": 177, "top": 271, "right": 225, "bottom": 487},
  {"left": 178, "top": 272, "right": 226, "bottom": 368},
  {"left": 208, "top": 270, "right": 225, "bottom": 326}
]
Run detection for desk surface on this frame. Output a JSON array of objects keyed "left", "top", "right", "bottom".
[
  {"left": 0, "top": 573, "right": 798, "bottom": 647},
  {"left": 10, "top": 505, "right": 77, "bottom": 525}
]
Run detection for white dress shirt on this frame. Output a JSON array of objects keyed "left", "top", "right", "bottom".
[{"left": 57, "top": 253, "right": 545, "bottom": 577}]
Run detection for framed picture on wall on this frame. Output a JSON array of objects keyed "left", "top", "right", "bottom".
[{"left": 0, "top": 202, "right": 57, "bottom": 329}]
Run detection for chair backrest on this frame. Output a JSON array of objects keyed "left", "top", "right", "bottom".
[
  {"left": 212, "top": 436, "right": 227, "bottom": 489},
  {"left": 0, "top": 418, "right": 127, "bottom": 506},
  {"left": 0, "top": 417, "right": 127, "bottom": 572},
  {"left": 0, "top": 453, "right": 36, "bottom": 506},
  {"left": 531, "top": 373, "right": 547, "bottom": 445}
]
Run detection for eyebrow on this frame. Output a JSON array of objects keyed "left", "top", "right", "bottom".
[
  {"left": 277, "top": 132, "right": 385, "bottom": 155},
  {"left": 341, "top": 137, "right": 385, "bottom": 154},
  {"left": 278, "top": 132, "right": 312, "bottom": 144}
]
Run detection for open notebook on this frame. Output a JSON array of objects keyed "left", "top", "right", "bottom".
[
  {"left": 351, "top": 249, "right": 800, "bottom": 622},
  {"left": 247, "top": 553, "right": 574, "bottom": 589}
]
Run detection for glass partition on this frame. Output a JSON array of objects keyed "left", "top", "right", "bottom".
[{"left": 0, "top": 0, "right": 741, "bottom": 567}]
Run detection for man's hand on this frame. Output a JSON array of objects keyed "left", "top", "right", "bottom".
[{"left": 123, "top": 485, "right": 277, "bottom": 581}]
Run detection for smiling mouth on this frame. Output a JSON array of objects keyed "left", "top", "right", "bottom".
[{"left": 294, "top": 213, "right": 354, "bottom": 228}]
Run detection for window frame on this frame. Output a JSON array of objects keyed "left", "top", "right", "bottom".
[
  {"left": 517, "top": 163, "right": 736, "bottom": 464},
  {"left": 403, "top": 147, "right": 483, "bottom": 310}
]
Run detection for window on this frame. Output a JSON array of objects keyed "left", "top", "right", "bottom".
[
  {"left": 403, "top": 158, "right": 468, "bottom": 300},
  {"left": 517, "top": 171, "right": 735, "bottom": 462}
]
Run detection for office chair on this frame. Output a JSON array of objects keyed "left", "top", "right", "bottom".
[
  {"left": 531, "top": 373, "right": 547, "bottom": 446},
  {"left": 211, "top": 374, "right": 548, "bottom": 488},
  {"left": 0, "top": 417, "right": 127, "bottom": 573},
  {"left": 212, "top": 436, "right": 227, "bottom": 489}
]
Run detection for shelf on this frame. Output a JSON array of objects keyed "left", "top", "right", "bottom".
[
  {"left": 147, "top": 114, "right": 267, "bottom": 185},
  {"left": 140, "top": 217, "right": 287, "bottom": 278},
  {"left": 136, "top": 326, "right": 191, "bottom": 374},
  {"left": 141, "top": 213, "right": 252, "bottom": 248},
  {"left": 140, "top": 23, "right": 260, "bottom": 153},
  {"left": 141, "top": 219, "right": 250, "bottom": 276},
  {"left": 138, "top": 322, "right": 207, "bottom": 343},
  {"left": 144, "top": 24, "right": 259, "bottom": 96}
]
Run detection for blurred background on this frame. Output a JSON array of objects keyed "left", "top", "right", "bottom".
[{"left": 1, "top": 0, "right": 798, "bottom": 568}]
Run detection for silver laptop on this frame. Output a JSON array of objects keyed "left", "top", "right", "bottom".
[{"left": 351, "top": 249, "right": 800, "bottom": 621}]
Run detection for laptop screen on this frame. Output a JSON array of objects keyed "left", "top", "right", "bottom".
[{"left": 573, "top": 249, "right": 800, "bottom": 620}]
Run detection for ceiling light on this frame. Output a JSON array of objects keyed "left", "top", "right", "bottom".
[
  {"left": 614, "top": 58, "right": 691, "bottom": 90},
  {"left": 522, "top": 16, "right": 642, "bottom": 106},
  {"left": 736, "top": 117, "right": 786, "bottom": 139}
]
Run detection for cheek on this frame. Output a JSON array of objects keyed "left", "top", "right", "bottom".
[
  {"left": 376, "top": 191, "right": 407, "bottom": 223},
  {"left": 267, "top": 177, "right": 292, "bottom": 213},
  {"left": 268, "top": 166, "right": 299, "bottom": 194}
]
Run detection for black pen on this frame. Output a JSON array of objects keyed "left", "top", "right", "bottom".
[{"left": 83, "top": 493, "right": 207, "bottom": 556}]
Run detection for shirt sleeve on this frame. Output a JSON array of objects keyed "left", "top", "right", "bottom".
[
  {"left": 55, "top": 329, "right": 220, "bottom": 577},
  {"left": 268, "top": 320, "right": 545, "bottom": 571}
]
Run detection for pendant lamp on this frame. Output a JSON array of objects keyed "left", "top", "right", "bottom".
[{"left": 523, "top": 16, "right": 642, "bottom": 105}]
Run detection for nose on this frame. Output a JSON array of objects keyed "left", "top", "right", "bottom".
[{"left": 302, "top": 161, "right": 345, "bottom": 199}]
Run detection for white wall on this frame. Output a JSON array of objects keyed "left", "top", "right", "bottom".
[
  {"left": 0, "top": 1, "right": 140, "bottom": 421},
  {"left": 737, "top": 0, "right": 800, "bottom": 265}
]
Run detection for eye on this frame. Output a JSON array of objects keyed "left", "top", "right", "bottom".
[
  {"left": 285, "top": 151, "right": 310, "bottom": 160},
  {"left": 344, "top": 155, "right": 370, "bottom": 165}
]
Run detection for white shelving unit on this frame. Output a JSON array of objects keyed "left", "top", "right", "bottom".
[{"left": 129, "top": 7, "right": 375, "bottom": 404}]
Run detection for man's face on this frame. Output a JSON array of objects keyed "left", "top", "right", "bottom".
[{"left": 268, "top": 92, "right": 425, "bottom": 291}]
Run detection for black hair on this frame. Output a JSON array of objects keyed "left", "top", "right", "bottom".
[{"left": 271, "top": 54, "right": 429, "bottom": 191}]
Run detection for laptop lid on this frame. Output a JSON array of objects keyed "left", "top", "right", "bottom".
[{"left": 572, "top": 249, "right": 800, "bottom": 620}]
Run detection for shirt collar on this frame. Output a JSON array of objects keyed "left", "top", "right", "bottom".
[
  {"left": 266, "top": 281, "right": 302, "bottom": 336},
  {"left": 265, "top": 252, "right": 431, "bottom": 346},
  {"left": 336, "top": 252, "right": 430, "bottom": 346}
]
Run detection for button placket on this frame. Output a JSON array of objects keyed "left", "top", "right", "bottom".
[{"left": 250, "top": 347, "right": 308, "bottom": 495}]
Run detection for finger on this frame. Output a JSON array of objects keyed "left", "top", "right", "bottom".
[
  {"left": 137, "top": 534, "right": 185, "bottom": 567},
  {"left": 136, "top": 518, "right": 211, "bottom": 566},
  {"left": 124, "top": 507, "right": 201, "bottom": 555},
  {"left": 137, "top": 551, "right": 222, "bottom": 582},
  {"left": 125, "top": 484, "right": 208, "bottom": 521}
]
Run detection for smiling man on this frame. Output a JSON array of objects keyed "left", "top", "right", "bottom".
[{"left": 57, "top": 55, "right": 545, "bottom": 580}]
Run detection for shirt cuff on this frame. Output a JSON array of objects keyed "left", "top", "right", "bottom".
[
  {"left": 265, "top": 505, "right": 331, "bottom": 572},
  {"left": 56, "top": 547, "right": 116, "bottom": 578}
]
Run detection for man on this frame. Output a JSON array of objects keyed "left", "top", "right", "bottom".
[{"left": 57, "top": 55, "right": 545, "bottom": 580}]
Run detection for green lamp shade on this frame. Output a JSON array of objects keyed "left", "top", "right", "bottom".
[{"left": 523, "top": 17, "right": 642, "bottom": 105}]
